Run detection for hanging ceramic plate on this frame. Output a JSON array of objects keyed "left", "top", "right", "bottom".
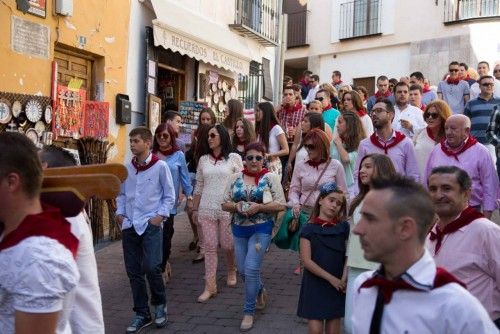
[
  {"left": 25, "top": 128, "right": 39, "bottom": 145},
  {"left": 224, "top": 91, "right": 231, "bottom": 103},
  {"left": 212, "top": 93, "right": 219, "bottom": 104},
  {"left": 230, "top": 86, "right": 237, "bottom": 99},
  {"left": 12, "top": 101, "right": 22, "bottom": 118},
  {"left": 211, "top": 104, "right": 217, "bottom": 114},
  {"left": 44, "top": 105, "right": 52, "bottom": 123},
  {"left": 0, "top": 98, "right": 12, "bottom": 124},
  {"left": 210, "top": 83, "right": 218, "bottom": 93},
  {"left": 222, "top": 81, "right": 228, "bottom": 92},
  {"left": 34, "top": 121, "right": 45, "bottom": 135},
  {"left": 206, "top": 97, "right": 212, "bottom": 107},
  {"left": 217, "top": 80, "right": 223, "bottom": 90},
  {"left": 25, "top": 99, "right": 43, "bottom": 123},
  {"left": 217, "top": 101, "right": 225, "bottom": 112}
]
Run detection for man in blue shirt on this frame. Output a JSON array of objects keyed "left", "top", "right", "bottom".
[{"left": 116, "top": 126, "right": 176, "bottom": 333}]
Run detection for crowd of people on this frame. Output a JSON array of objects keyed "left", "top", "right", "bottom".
[{"left": 1, "top": 59, "right": 500, "bottom": 334}]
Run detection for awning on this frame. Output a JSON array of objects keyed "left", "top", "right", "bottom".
[{"left": 150, "top": 0, "right": 252, "bottom": 75}]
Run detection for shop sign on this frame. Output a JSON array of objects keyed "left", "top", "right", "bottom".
[
  {"left": 11, "top": 16, "right": 50, "bottom": 59},
  {"left": 153, "top": 23, "right": 250, "bottom": 75},
  {"left": 18, "top": 0, "right": 47, "bottom": 18}
]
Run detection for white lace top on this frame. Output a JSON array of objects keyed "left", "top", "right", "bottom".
[
  {"left": 194, "top": 153, "right": 243, "bottom": 210},
  {"left": 0, "top": 236, "right": 79, "bottom": 333}
]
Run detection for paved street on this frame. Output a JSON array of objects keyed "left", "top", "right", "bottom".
[{"left": 97, "top": 212, "right": 309, "bottom": 333}]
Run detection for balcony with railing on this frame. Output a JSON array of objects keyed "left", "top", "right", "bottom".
[
  {"left": 444, "top": 0, "right": 500, "bottom": 23},
  {"left": 339, "top": 0, "right": 382, "bottom": 40},
  {"left": 287, "top": 10, "right": 309, "bottom": 48},
  {"left": 229, "top": 0, "right": 279, "bottom": 46}
]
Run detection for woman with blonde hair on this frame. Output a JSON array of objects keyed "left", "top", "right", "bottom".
[{"left": 413, "top": 100, "right": 453, "bottom": 179}]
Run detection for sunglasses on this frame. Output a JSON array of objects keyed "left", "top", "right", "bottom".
[
  {"left": 424, "top": 112, "right": 440, "bottom": 119},
  {"left": 494, "top": 69, "right": 500, "bottom": 73},
  {"left": 304, "top": 144, "right": 315, "bottom": 151},
  {"left": 316, "top": 96, "right": 324, "bottom": 102},
  {"left": 449, "top": 69, "right": 459, "bottom": 72},
  {"left": 208, "top": 133, "right": 219, "bottom": 139},
  {"left": 245, "top": 155, "right": 264, "bottom": 162},
  {"left": 156, "top": 133, "right": 169, "bottom": 139},
  {"left": 481, "top": 83, "right": 494, "bottom": 87}
]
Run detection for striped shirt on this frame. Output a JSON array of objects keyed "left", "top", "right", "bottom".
[{"left": 464, "top": 96, "right": 500, "bottom": 144}]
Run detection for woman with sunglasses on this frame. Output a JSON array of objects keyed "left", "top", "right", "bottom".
[
  {"left": 282, "top": 129, "right": 348, "bottom": 274},
  {"left": 152, "top": 123, "right": 193, "bottom": 283},
  {"left": 255, "top": 102, "right": 289, "bottom": 176},
  {"left": 223, "top": 99, "right": 244, "bottom": 137},
  {"left": 341, "top": 90, "right": 373, "bottom": 136},
  {"left": 232, "top": 117, "right": 256, "bottom": 158},
  {"left": 222, "top": 142, "right": 286, "bottom": 331},
  {"left": 413, "top": 100, "right": 452, "bottom": 179},
  {"left": 192, "top": 124, "right": 243, "bottom": 303}
]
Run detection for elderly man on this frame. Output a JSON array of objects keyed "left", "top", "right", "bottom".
[
  {"left": 425, "top": 114, "right": 499, "bottom": 218},
  {"left": 350, "top": 175, "right": 496, "bottom": 333},
  {"left": 426, "top": 166, "right": 500, "bottom": 329}
]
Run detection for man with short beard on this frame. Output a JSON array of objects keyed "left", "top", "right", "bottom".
[
  {"left": 392, "top": 82, "right": 426, "bottom": 138},
  {"left": 426, "top": 166, "right": 500, "bottom": 329},
  {"left": 367, "top": 76, "right": 395, "bottom": 113},
  {"left": 424, "top": 115, "right": 498, "bottom": 219}
]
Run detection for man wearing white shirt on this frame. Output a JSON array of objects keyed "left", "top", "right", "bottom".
[
  {"left": 351, "top": 175, "right": 496, "bottom": 333},
  {"left": 470, "top": 61, "right": 500, "bottom": 99},
  {"left": 392, "top": 82, "right": 427, "bottom": 138},
  {"left": 303, "top": 74, "right": 320, "bottom": 105}
]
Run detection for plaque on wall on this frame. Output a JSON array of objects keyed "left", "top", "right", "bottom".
[{"left": 11, "top": 16, "right": 50, "bottom": 59}]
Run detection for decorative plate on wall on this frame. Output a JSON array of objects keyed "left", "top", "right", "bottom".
[
  {"left": 212, "top": 93, "right": 219, "bottom": 104},
  {"left": 35, "top": 121, "right": 46, "bottom": 135},
  {"left": 222, "top": 81, "right": 228, "bottom": 92},
  {"left": 25, "top": 128, "right": 39, "bottom": 145},
  {"left": 0, "top": 98, "right": 12, "bottom": 124},
  {"left": 25, "top": 99, "right": 43, "bottom": 123},
  {"left": 230, "top": 86, "right": 237, "bottom": 99},
  {"left": 12, "top": 101, "right": 22, "bottom": 118},
  {"left": 44, "top": 105, "right": 52, "bottom": 123}
]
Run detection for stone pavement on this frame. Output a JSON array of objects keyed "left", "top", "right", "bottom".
[{"left": 97, "top": 212, "right": 309, "bottom": 333}]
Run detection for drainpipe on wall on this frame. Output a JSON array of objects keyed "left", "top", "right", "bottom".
[{"left": 273, "top": 1, "right": 287, "bottom": 106}]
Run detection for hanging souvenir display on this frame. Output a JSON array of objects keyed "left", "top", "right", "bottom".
[
  {"left": 83, "top": 101, "right": 109, "bottom": 138},
  {"left": 54, "top": 84, "right": 86, "bottom": 139}
]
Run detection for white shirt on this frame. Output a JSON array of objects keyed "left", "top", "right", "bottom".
[
  {"left": 392, "top": 103, "right": 427, "bottom": 138},
  {"left": 470, "top": 79, "right": 500, "bottom": 100},
  {"left": 303, "top": 85, "right": 320, "bottom": 104},
  {"left": 268, "top": 124, "right": 285, "bottom": 154},
  {"left": 351, "top": 250, "right": 497, "bottom": 334},
  {"left": 360, "top": 114, "right": 374, "bottom": 137},
  {"left": 0, "top": 236, "right": 79, "bottom": 333}
]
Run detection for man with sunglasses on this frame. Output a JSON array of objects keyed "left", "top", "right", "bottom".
[
  {"left": 315, "top": 89, "right": 341, "bottom": 132},
  {"left": 425, "top": 115, "right": 499, "bottom": 219},
  {"left": 464, "top": 76, "right": 500, "bottom": 163},
  {"left": 437, "top": 61, "right": 470, "bottom": 114},
  {"left": 303, "top": 74, "right": 320, "bottom": 105},
  {"left": 470, "top": 61, "right": 500, "bottom": 100}
]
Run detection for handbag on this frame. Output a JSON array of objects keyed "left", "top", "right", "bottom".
[{"left": 286, "top": 158, "right": 332, "bottom": 234}]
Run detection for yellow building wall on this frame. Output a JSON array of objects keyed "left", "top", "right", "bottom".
[{"left": 0, "top": 0, "right": 131, "bottom": 162}]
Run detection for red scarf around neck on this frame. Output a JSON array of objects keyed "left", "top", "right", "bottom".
[
  {"left": 370, "top": 131, "right": 406, "bottom": 154},
  {"left": 429, "top": 206, "right": 483, "bottom": 255},
  {"left": 306, "top": 158, "right": 327, "bottom": 169},
  {"left": 423, "top": 84, "right": 431, "bottom": 93},
  {"left": 440, "top": 136, "right": 477, "bottom": 161},
  {"left": 322, "top": 104, "right": 333, "bottom": 112},
  {"left": 0, "top": 205, "right": 79, "bottom": 258},
  {"left": 131, "top": 154, "right": 159, "bottom": 174},
  {"left": 155, "top": 146, "right": 180, "bottom": 157},
  {"left": 446, "top": 77, "right": 461, "bottom": 85},
  {"left": 334, "top": 80, "right": 343, "bottom": 85},
  {"left": 420, "top": 103, "right": 426, "bottom": 112},
  {"left": 242, "top": 167, "right": 269, "bottom": 185},
  {"left": 357, "top": 108, "right": 367, "bottom": 117},
  {"left": 283, "top": 101, "right": 303, "bottom": 114},
  {"left": 359, "top": 267, "right": 465, "bottom": 304},
  {"left": 374, "top": 90, "right": 392, "bottom": 99},
  {"left": 313, "top": 217, "right": 338, "bottom": 227},
  {"left": 210, "top": 151, "right": 224, "bottom": 165},
  {"left": 426, "top": 127, "right": 439, "bottom": 142}
]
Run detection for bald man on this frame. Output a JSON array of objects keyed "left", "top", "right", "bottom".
[{"left": 425, "top": 114, "right": 499, "bottom": 218}]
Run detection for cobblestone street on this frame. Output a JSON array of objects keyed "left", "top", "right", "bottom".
[{"left": 97, "top": 212, "right": 309, "bottom": 333}]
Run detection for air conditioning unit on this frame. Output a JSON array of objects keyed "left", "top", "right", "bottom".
[{"left": 55, "top": 0, "right": 73, "bottom": 16}]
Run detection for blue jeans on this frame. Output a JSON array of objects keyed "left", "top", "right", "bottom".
[
  {"left": 233, "top": 232, "right": 272, "bottom": 315},
  {"left": 122, "top": 223, "right": 166, "bottom": 317}
]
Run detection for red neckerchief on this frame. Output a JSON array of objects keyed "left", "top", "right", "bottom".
[
  {"left": 282, "top": 101, "right": 303, "bottom": 115},
  {"left": 359, "top": 267, "right": 465, "bottom": 304},
  {"left": 313, "top": 217, "right": 338, "bottom": 227},
  {"left": 420, "top": 104, "right": 426, "bottom": 111},
  {"left": 300, "top": 78, "right": 308, "bottom": 86},
  {"left": 306, "top": 158, "right": 327, "bottom": 169},
  {"left": 234, "top": 137, "right": 248, "bottom": 147},
  {"left": 374, "top": 90, "right": 392, "bottom": 99},
  {"left": 357, "top": 108, "right": 367, "bottom": 117},
  {"left": 131, "top": 154, "right": 159, "bottom": 174},
  {"left": 0, "top": 205, "right": 79, "bottom": 258},
  {"left": 210, "top": 152, "right": 224, "bottom": 165},
  {"left": 423, "top": 84, "right": 431, "bottom": 93},
  {"left": 439, "top": 136, "right": 478, "bottom": 161},
  {"left": 333, "top": 80, "right": 343, "bottom": 86},
  {"left": 426, "top": 127, "right": 437, "bottom": 142},
  {"left": 429, "top": 206, "right": 483, "bottom": 255},
  {"left": 322, "top": 104, "right": 333, "bottom": 112},
  {"left": 369, "top": 131, "right": 406, "bottom": 154},
  {"left": 242, "top": 167, "right": 269, "bottom": 185},
  {"left": 446, "top": 77, "right": 461, "bottom": 85},
  {"left": 155, "top": 146, "right": 180, "bottom": 157}
]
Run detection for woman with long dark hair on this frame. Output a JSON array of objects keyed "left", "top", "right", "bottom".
[
  {"left": 255, "top": 102, "right": 289, "bottom": 176},
  {"left": 192, "top": 124, "right": 243, "bottom": 302},
  {"left": 223, "top": 99, "right": 244, "bottom": 137},
  {"left": 231, "top": 117, "right": 256, "bottom": 158},
  {"left": 344, "top": 154, "right": 396, "bottom": 333},
  {"left": 152, "top": 123, "right": 193, "bottom": 282},
  {"left": 341, "top": 90, "right": 373, "bottom": 136}
]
